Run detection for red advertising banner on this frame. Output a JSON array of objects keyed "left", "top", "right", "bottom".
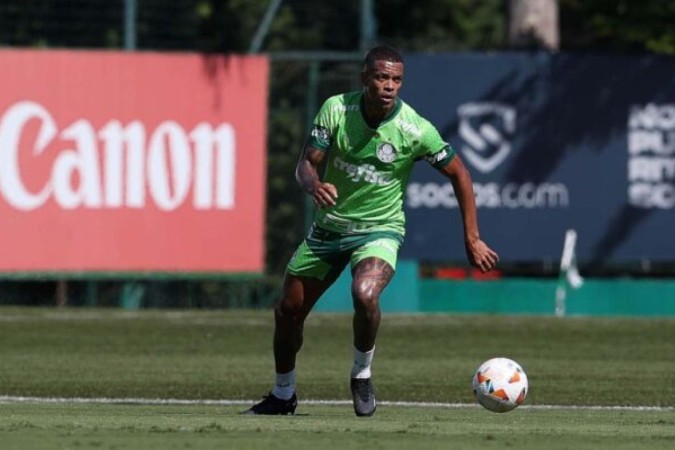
[{"left": 0, "top": 50, "right": 268, "bottom": 273}]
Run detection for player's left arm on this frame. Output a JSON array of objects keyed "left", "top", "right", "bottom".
[{"left": 436, "top": 155, "right": 499, "bottom": 272}]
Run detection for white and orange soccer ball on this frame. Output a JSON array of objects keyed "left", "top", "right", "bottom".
[{"left": 472, "top": 357, "right": 528, "bottom": 413}]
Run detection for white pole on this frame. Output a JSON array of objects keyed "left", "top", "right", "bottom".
[{"left": 555, "top": 229, "right": 578, "bottom": 317}]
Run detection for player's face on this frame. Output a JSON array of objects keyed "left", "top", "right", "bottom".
[{"left": 362, "top": 60, "right": 404, "bottom": 113}]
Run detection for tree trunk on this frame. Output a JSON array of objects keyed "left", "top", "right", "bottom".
[{"left": 509, "top": 0, "right": 559, "bottom": 50}]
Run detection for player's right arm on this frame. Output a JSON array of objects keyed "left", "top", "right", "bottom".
[
  {"left": 297, "top": 95, "right": 342, "bottom": 208},
  {"left": 295, "top": 145, "right": 338, "bottom": 207}
]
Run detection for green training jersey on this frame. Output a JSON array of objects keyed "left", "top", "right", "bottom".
[{"left": 307, "top": 90, "right": 454, "bottom": 236}]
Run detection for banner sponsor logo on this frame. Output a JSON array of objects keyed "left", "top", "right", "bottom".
[
  {"left": 0, "top": 50, "right": 268, "bottom": 273},
  {"left": 0, "top": 101, "right": 235, "bottom": 212},
  {"left": 458, "top": 102, "right": 516, "bottom": 174},
  {"left": 401, "top": 53, "right": 675, "bottom": 263},
  {"left": 407, "top": 181, "right": 569, "bottom": 209},
  {"left": 406, "top": 101, "right": 569, "bottom": 210},
  {"left": 627, "top": 103, "right": 675, "bottom": 209}
]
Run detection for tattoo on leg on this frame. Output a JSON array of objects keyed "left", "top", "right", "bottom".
[
  {"left": 352, "top": 258, "right": 394, "bottom": 298},
  {"left": 351, "top": 258, "right": 392, "bottom": 351}
]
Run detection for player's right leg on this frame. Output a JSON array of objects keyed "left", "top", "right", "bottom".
[
  {"left": 273, "top": 274, "right": 333, "bottom": 376},
  {"left": 244, "top": 228, "right": 345, "bottom": 415},
  {"left": 244, "top": 274, "right": 332, "bottom": 415}
]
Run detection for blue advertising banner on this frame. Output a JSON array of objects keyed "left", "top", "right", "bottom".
[{"left": 401, "top": 53, "right": 675, "bottom": 264}]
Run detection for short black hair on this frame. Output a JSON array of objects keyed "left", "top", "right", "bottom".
[{"left": 363, "top": 45, "right": 403, "bottom": 71}]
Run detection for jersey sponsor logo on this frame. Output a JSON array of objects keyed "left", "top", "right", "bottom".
[
  {"left": 333, "top": 156, "right": 393, "bottom": 185},
  {"left": 376, "top": 142, "right": 397, "bottom": 163},
  {"left": 458, "top": 102, "right": 516, "bottom": 174},
  {"left": 331, "top": 104, "right": 360, "bottom": 113}
]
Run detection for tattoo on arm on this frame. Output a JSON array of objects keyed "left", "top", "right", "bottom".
[{"left": 296, "top": 146, "right": 325, "bottom": 194}]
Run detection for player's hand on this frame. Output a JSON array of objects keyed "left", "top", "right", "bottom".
[
  {"left": 312, "top": 182, "right": 338, "bottom": 207},
  {"left": 465, "top": 239, "right": 499, "bottom": 273}
]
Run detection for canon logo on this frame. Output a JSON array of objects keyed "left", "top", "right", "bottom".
[{"left": 0, "top": 101, "right": 236, "bottom": 211}]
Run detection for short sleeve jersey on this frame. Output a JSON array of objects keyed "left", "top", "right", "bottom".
[{"left": 307, "top": 91, "right": 454, "bottom": 236}]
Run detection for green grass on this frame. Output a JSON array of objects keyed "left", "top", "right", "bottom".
[
  {"left": 1, "top": 404, "right": 673, "bottom": 450},
  {"left": 0, "top": 307, "right": 674, "bottom": 449}
]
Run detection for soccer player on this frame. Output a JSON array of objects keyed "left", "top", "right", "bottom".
[{"left": 245, "top": 45, "right": 499, "bottom": 417}]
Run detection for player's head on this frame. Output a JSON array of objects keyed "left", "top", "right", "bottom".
[
  {"left": 361, "top": 45, "right": 404, "bottom": 112},
  {"left": 363, "top": 45, "right": 404, "bottom": 72}
]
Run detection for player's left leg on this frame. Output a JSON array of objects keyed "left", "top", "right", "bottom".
[
  {"left": 348, "top": 236, "right": 399, "bottom": 417},
  {"left": 350, "top": 257, "right": 394, "bottom": 417},
  {"left": 351, "top": 257, "right": 394, "bottom": 353}
]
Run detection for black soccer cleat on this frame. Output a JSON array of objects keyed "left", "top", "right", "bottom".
[
  {"left": 350, "top": 378, "right": 376, "bottom": 417},
  {"left": 242, "top": 392, "right": 297, "bottom": 415}
]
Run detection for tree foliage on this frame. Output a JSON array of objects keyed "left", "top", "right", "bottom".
[
  {"left": 376, "top": 0, "right": 507, "bottom": 51},
  {"left": 559, "top": 0, "right": 675, "bottom": 55},
  {"left": 5, "top": 1, "right": 673, "bottom": 55}
]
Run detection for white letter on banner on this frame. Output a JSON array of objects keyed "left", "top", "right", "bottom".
[
  {"left": 190, "top": 123, "right": 236, "bottom": 209},
  {"left": 53, "top": 120, "right": 102, "bottom": 209},
  {"left": 99, "top": 121, "right": 146, "bottom": 208},
  {"left": 0, "top": 101, "right": 55, "bottom": 210},
  {"left": 148, "top": 121, "right": 192, "bottom": 211}
]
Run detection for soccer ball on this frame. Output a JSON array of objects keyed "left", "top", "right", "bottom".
[{"left": 472, "top": 357, "right": 528, "bottom": 413}]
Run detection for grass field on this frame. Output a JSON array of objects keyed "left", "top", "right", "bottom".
[{"left": 0, "top": 307, "right": 674, "bottom": 449}]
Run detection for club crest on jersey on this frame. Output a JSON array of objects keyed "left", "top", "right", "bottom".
[{"left": 376, "top": 142, "right": 397, "bottom": 163}]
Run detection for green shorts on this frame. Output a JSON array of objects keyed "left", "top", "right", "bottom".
[{"left": 286, "top": 225, "right": 403, "bottom": 281}]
